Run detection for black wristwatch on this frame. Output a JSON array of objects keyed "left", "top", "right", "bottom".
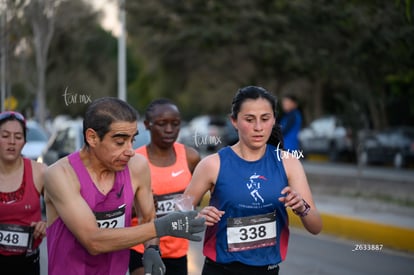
[{"left": 147, "top": 245, "right": 161, "bottom": 256}]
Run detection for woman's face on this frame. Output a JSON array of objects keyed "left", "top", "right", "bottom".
[
  {"left": 231, "top": 98, "right": 276, "bottom": 149},
  {"left": 146, "top": 104, "right": 181, "bottom": 149},
  {"left": 0, "top": 120, "right": 26, "bottom": 162}
]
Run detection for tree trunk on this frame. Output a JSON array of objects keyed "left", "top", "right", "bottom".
[{"left": 28, "top": 0, "right": 56, "bottom": 127}]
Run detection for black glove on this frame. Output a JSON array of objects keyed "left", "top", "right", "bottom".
[
  {"left": 154, "top": 210, "right": 205, "bottom": 241},
  {"left": 143, "top": 246, "right": 165, "bottom": 275}
]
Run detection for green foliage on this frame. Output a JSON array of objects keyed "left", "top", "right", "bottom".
[
  {"left": 6, "top": 0, "right": 413, "bottom": 127},
  {"left": 126, "top": 0, "right": 414, "bottom": 128}
]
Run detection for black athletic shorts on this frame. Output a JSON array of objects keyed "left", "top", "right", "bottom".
[
  {"left": 129, "top": 249, "right": 188, "bottom": 275},
  {"left": 0, "top": 248, "right": 40, "bottom": 275},
  {"left": 202, "top": 257, "right": 279, "bottom": 275}
]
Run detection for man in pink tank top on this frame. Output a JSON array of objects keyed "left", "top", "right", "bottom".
[{"left": 44, "top": 97, "right": 205, "bottom": 275}]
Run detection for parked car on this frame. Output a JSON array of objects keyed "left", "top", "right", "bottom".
[
  {"left": 39, "top": 119, "right": 84, "bottom": 165},
  {"left": 22, "top": 120, "right": 49, "bottom": 160},
  {"left": 178, "top": 115, "right": 237, "bottom": 152},
  {"left": 357, "top": 126, "right": 414, "bottom": 168},
  {"left": 298, "top": 115, "right": 354, "bottom": 161},
  {"left": 39, "top": 119, "right": 150, "bottom": 165}
]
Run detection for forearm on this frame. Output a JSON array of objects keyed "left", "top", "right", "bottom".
[
  {"left": 83, "top": 222, "right": 157, "bottom": 255},
  {"left": 299, "top": 209, "right": 323, "bottom": 235}
]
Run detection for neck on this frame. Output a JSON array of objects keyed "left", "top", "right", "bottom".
[
  {"left": 79, "top": 147, "right": 113, "bottom": 180},
  {"left": 0, "top": 157, "right": 23, "bottom": 174},
  {"left": 146, "top": 143, "right": 176, "bottom": 167},
  {"left": 232, "top": 142, "right": 267, "bottom": 161}
]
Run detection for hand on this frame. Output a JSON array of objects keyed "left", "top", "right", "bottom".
[
  {"left": 197, "top": 206, "right": 225, "bottom": 227},
  {"left": 143, "top": 247, "right": 165, "bottom": 275},
  {"left": 278, "top": 186, "right": 306, "bottom": 213},
  {"left": 31, "top": 221, "right": 47, "bottom": 239},
  {"left": 154, "top": 210, "right": 205, "bottom": 241}
]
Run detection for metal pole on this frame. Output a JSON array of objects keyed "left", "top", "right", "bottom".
[
  {"left": 118, "top": 0, "right": 126, "bottom": 101},
  {"left": 0, "top": 2, "right": 6, "bottom": 112}
]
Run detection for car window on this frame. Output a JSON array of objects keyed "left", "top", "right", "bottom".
[
  {"left": 311, "top": 117, "right": 334, "bottom": 133},
  {"left": 64, "top": 127, "right": 79, "bottom": 153},
  {"left": 50, "top": 129, "right": 69, "bottom": 151},
  {"left": 27, "top": 126, "right": 48, "bottom": 142}
]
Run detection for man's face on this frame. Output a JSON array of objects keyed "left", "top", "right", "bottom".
[{"left": 90, "top": 121, "right": 138, "bottom": 171}]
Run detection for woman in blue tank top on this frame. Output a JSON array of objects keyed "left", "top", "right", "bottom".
[{"left": 184, "top": 86, "right": 322, "bottom": 275}]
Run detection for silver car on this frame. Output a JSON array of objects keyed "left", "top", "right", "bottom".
[{"left": 298, "top": 115, "right": 354, "bottom": 161}]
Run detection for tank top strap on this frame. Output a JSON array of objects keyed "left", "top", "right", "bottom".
[
  {"left": 68, "top": 152, "right": 92, "bottom": 186},
  {"left": 173, "top": 143, "right": 188, "bottom": 166},
  {"left": 23, "top": 158, "right": 32, "bottom": 183}
]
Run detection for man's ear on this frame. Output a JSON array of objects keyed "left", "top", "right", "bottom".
[{"left": 85, "top": 128, "right": 98, "bottom": 147}]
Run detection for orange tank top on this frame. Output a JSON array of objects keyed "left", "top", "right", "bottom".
[{"left": 131, "top": 143, "right": 192, "bottom": 258}]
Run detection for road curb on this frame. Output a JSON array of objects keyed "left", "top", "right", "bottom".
[{"left": 288, "top": 210, "right": 414, "bottom": 253}]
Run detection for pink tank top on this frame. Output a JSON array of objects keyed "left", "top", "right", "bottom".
[
  {"left": 47, "top": 152, "right": 134, "bottom": 275},
  {"left": 0, "top": 158, "right": 42, "bottom": 256}
]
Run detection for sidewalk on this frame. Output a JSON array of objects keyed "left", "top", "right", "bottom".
[
  {"left": 297, "top": 161, "right": 414, "bottom": 253},
  {"left": 289, "top": 194, "right": 414, "bottom": 253}
]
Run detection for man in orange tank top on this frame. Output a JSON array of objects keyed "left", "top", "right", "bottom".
[{"left": 130, "top": 99, "right": 201, "bottom": 275}]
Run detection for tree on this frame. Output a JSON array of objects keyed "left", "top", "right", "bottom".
[
  {"left": 25, "top": 0, "right": 61, "bottom": 126},
  {"left": 126, "top": 0, "right": 414, "bottom": 128},
  {"left": 7, "top": 0, "right": 120, "bottom": 119}
]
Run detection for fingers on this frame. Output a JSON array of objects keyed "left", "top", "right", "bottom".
[
  {"left": 190, "top": 217, "right": 206, "bottom": 232},
  {"left": 198, "top": 206, "right": 225, "bottom": 226},
  {"left": 31, "top": 221, "right": 47, "bottom": 239},
  {"left": 279, "top": 187, "right": 303, "bottom": 210}
]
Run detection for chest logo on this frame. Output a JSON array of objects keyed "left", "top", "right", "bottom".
[
  {"left": 171, "top": 170, "right": 184, "bottom": 177},
  {"left": 246, "top": 173, "right": 267, "bottom": 203}
]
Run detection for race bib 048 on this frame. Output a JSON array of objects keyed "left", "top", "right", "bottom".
[{"left": 0, "top": 223, "right": 34, "bottom": 253}]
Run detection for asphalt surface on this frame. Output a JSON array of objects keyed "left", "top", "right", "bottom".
[
  {"left": 39, "top": 160, "right": 414, "bottom": 274},
  {"left": 301, "top": 160, "right": 414, "bottom": 253}
]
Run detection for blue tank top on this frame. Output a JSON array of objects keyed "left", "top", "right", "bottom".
[{"left": 203, "top": 145, "right": 290, "bottom": 266}]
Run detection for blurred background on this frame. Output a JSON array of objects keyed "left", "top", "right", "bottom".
[
  {"left": 1, "top": 0, "right": 413, "bottom": 167},
  {"left": 2, "top": 2, "right": 413, "bottom": 274}
]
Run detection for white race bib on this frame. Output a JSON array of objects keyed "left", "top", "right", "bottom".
[
  {"left": 155, "top": 193, "right": 182, "bottom": 217},
  {"left": 0, "top": 223, "right": 33, "bottom": 252},
  {"left": 227, "top": 212, "right": 277, "bottom": 252},
  {"left": 95, "top": 204, "right": 126, "bottom": 229}
]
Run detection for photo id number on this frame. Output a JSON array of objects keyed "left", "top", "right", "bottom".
[{"left": 352, "top": 244, "right": 383, "bottom": 251}]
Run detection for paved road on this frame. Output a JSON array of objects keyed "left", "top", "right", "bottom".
[
  {"left": 39, "top": 161, "right": 414, "bottom": 274},
  {"left": 40, "top": 228, "right": 414, "bottom": 275},
  {"left": 187, "top": 228, "right": 414, "bottom": 275}
]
